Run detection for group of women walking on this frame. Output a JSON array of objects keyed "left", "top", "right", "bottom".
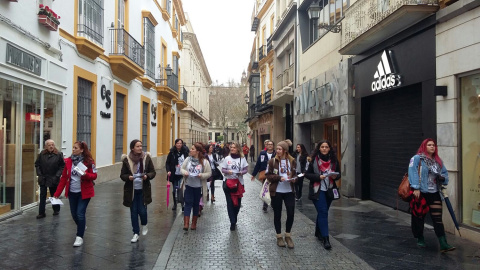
[{"left": 48, "top": 135, "right": 455, "bottom": 253}]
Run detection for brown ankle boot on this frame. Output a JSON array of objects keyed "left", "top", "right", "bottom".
[
  {"left": 183, "top": 216, "right": 190, "bottom": 231},
  {"left": 276, "top": 234, "right": 286, "bottom": 247},
  {"left": 284, "top": 233, "right": 294, "bottom": 249},
  {"left": 191, "top": 216, "right": 198, "bottom": 230}
]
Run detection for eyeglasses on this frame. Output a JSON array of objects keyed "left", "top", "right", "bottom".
[{"left": 266, "top": 143, "right": 274, "bottom": 146}]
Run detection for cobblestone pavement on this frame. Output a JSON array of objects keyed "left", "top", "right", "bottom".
[
  {"left": 0, "top": 170, "right": 178, "bottom": 270},
  {"left": 154, "top": 175, "right": 373, "bottom": 270}
]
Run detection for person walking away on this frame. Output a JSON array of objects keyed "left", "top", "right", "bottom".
[
  {"left": 205, "top": 144, "right": 221, "bottom": 202},
  {"left": 54, "top": 141, "right": 97, "bottom": 247},
  {"left": 181, "top": 143, "right": 212, "bottom": 231},
  {"left": 35, "top": 139, "right": 65, "bottom": 219},
  {"left": 121, "top": 140, "right": 156, "bottom": 243},
  {"left": 305, "top": 140, "right": 340, "bottom": 250},
  {"left": 266, "top": 139, "right": 297, "bottom": 248},
  {"left": 223, "top": 143, "right": 230, "bottom": 158},
  {"left": 166, "top": 139, "right": 189, "bottom": 211},
  {"left": 249, "top": 145, "right": 255, "bottom": 162},
  {"left": 294, "top": 144, "right": 308, "bottom": 201},
  {"left": 221, "top": 142, "right": 248, "bottom": 231},
  {"left": 251, "top": 140, "right": 276, "bottom": 212},
  {"left": 408, "top": 138, "right": 455, "bottom": 252}
]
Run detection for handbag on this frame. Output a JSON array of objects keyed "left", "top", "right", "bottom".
[
  {"left": 258, "top": 170, "right": 266, "bottom": 181},
  {"left": 177, "top": 180, "right": 185, "bottom": 204},
  {"left": 398, "top": 163, "right": 421, "bottom": 202},
  {"left": 259, "top": 180, "right": 271, "bottom": 205},
  {"left": 326, "top": 181, "right": 340, "bottom": 200}
]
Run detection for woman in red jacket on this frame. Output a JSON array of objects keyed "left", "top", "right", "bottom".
[{"left": 54, "top": 141, "right": 97, "bottom": 247}]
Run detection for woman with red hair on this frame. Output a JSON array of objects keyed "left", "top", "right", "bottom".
[
  {"left": 408, "top": 138, "right": 455, "bottom": 252},
  {"left": 54, "top": 141, "right": 97, "bottom": 247}
]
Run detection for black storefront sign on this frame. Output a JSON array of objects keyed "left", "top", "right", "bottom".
[
  {"left": 354, "top": 26, "right": 437, "bottom": 207},
  {"left": 5, "top": 44, "right": 42, "bottom": 76}
]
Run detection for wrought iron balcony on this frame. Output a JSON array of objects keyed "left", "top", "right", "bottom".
[
  {"left": 167, "top": 73, "right": 178, "bottom": 93},
  {"left": 182, "top": 87, "right": 188, "bottom": 103},
  {"left": 340, "top": 0, "right": 439, "bottom": 55},
  {"left": 110, "top": 28, "right": 144, "bottom": 68},
  {"left": 258, "top": 45, "right": 266, "bottom": 61},
  {"left": 267, "top": 36, "right": 273, "bottom": 54},
  {"left": 255, "top": 90, "right": 272, "bottom": 112}
]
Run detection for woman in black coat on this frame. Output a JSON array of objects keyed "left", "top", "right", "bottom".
[
  {"left": 294, "top": 144, "right": 308, "bottom": 201},
  {"left": 165, "top": 139, "right": 189, "bottom": 210},
  {"left": 249, "top": 145, "right": 255, "bottom": 162}
]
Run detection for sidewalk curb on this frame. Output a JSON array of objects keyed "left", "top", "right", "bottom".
[{"left": 153, "top": 212, "right": 184, "bottom": 270}]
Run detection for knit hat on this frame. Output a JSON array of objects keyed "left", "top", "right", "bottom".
[{"left": 277, "top": 139, "right": 292, "bottom": 152}]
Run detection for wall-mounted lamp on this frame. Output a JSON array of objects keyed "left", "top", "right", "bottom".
[
  {"left": 434, "top": 86, "right": 447, "bottom": 97},
  {"left": 244, "top": 94, "right": 249, "bottom": 104},
  {"left": 155, "top": 64, "right": 173, "bottom": 84},
  {"left": 307, "top": 2, "right": 321, "bottom": 20},
  {"left": 318, "top": 22, "right": 342, "bottom": 33}
]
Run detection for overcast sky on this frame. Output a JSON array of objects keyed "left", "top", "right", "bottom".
[{"left": 182, "top": 0, "right": 255, "bottom": 86}]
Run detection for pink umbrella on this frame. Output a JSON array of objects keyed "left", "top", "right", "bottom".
[{"left": 166, "top": 176, "right": 170, "bottom": 209}]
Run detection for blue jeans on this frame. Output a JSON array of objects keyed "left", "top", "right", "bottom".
[
  {"left": 68, "top": 192, "right": 91, "bottom": 238},
  {"left": 130, "top": 189, "right": 148, "bottom": 235},
  {"left": 313, "top": 191, "right": 332, "bottom": 237},
  {"left": 184, "top": 185, "right": 202, "bottom": 217}
]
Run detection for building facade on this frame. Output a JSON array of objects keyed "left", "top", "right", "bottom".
[
  {"left": 294, "top": 0, "right": 355, "bottom": 196},
  {"left": 0, "top": 0, "right": 188, "bottom": 219},
  {"left": 180, "top": 13, "right": 211, "bottom": 147},
  {"left": 434, "top": 0, "right": 480, "bottom": 241}
]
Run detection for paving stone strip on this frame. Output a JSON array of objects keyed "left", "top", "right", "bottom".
[{"left": 154, "top": 174, "right": 373, "bottom": 270}]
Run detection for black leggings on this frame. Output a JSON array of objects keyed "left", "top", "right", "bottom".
[
  {"left": 411, "top": 191, "right": 445, "bottom": 238},
  {"left": 208, "top": 179, "right": 215, "bottom": 196},
  {"left": 271, "top": 192, "right": 295, "bottom": 234}
]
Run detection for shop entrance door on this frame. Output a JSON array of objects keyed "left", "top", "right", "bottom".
[{"left": 324, "top": 120, "right": 341, "bottom": 161}]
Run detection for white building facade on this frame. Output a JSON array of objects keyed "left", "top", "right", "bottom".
[{"left": 0, "top": 0, "right": 187, "bottom": 219}]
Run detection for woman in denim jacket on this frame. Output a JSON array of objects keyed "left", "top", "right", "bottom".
[{"left": 408, "top": 138, "right": 455, "bottom": 252}]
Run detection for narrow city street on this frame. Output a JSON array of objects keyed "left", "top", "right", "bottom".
[{"left": 1, "top": 163, "right": 480, "bottom": 269}]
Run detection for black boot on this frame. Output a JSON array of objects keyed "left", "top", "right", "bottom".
[
  {"left": 315, "top": 224, "right": 320, "bottom": 238},
  {"left": 323, "top": 236, "right": 332, "bottom": 250},
  {"left": 172, "top": 192, "right": 177, "bottom": 210}
]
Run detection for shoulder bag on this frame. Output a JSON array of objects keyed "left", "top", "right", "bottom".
[{"left": 398, "top": 162, "right": 421, "bottom": 202}]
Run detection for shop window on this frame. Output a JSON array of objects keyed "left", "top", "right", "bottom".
[
  {"left": 461, "top": 73, "right": 480, "bottom": 227},
  {"left": 78, "top": 0, "right": 104, "bottom": 45},
  {"left": 142, "top": 102, "right": 148, "bottom": 152},
  {"left": 77, "top": 78, "right": 93, "bottom": 147}
]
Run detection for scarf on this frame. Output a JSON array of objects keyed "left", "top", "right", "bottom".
[
  {"left": 71, "top": 155, "right": 84, "bottom": 166},
  {"left": 129, "top": 151, "right": 145, "bottom": 173},
  {"left": 315, "top": 155, "right": 336, "bottom": 191},
  {"left": 419, "top": 154, "right": 440, "bottom": 174},
  {"left": 189, "top": 157, "right": 200, "bottom": 167},
  {"left": 231, "top": 153, "right": 241, "bottom": 159}
]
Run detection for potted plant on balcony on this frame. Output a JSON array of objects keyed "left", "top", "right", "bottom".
[{"left": 37, "top": 4, "right": 60, "bottom": 31}]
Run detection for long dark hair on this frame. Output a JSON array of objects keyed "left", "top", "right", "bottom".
[
  {"left": 296, "top": 144, "right": 308, "bottom": 156},
  {"left": 74, "top": 141, "right": 94, "bottom": 165},
  {"left": 311, "top": 140, "right": 338, "bottom": 164}
]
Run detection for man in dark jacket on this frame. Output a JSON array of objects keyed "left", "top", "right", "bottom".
[
  {"left": 35, "top": 139, "right": 65, "bottom": 219},
  {"left": 166, "top": 139, "right": 189, "bottom": 210},
  {"left": 251, "top": 140, "right": 276, "bottom": 212}
]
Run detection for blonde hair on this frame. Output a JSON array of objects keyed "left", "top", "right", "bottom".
[{"left": 229, "top": 142, "right": 244, "bottom": 158}]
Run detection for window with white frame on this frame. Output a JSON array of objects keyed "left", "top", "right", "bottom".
[
  {"left": 78, "top": 0, "right": 104, "bottom": 45},
  {"left": 307, "top": 0, "right": 350, "bottom": 46}
]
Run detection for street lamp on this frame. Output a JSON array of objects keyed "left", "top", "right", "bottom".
[
  {"left": 244, "top": 94, "right": 249, "bottom": 104},
  {"left": 308, "top": 1, "right": 321, "bottom": 20},
  {"left": 155, "top": 64, "right": 173, "bottom": 84}
]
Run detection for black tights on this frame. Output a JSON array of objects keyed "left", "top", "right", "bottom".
[
  {"left": 411, "top": 192, "right": 445, "bottom": 238},
  {"left": 271, "top": 192, "right": 295, "bottom": 234}
]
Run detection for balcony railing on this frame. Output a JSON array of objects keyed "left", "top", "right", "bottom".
[
  {"left": 341, "top": 0, "right": 439, "bottom": 54},
  {"left": 276, "top": 73, "right": 283, "bottom": 91},
  {"left": 258, "top": 45, "right": 266, "bottom": 61},
  {"left": 182, "top": 87, "right": 188, "bottom": 103},
  {"left": 167, "top": 73, "right": 178, "bottom": 93},
  {"left": 78, "top": 23, "right": 104, "bottom": 45},
  {"left": 110, "top": 28, "right": 145, "bottom": 69},
  {"left": 255, "top": 90, "right": 272, "bottom": 112},
  {"left": 284, "top": 64, "right": 294, "bottom": 86},
  {"left": 267, "top": 36, "right": 273, "bottom": 54}
]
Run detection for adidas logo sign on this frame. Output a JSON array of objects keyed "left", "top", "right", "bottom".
[{"left": 371, "top": 50, "right": 401, "bottom": 92}]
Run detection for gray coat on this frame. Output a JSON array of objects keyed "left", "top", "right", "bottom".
[{"left": 35, "top": 150, "right": 65, "bottom": 187}]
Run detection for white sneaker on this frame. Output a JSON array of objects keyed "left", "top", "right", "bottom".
[
  {"left": 73, "top": 236, "right": 83, "bottom": 247},
  {"left": 131, "top": 234, "right": 139, "bottom": 243},
  {"left": 142, "top": 225, "right": 148, "bottom": 236}
]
